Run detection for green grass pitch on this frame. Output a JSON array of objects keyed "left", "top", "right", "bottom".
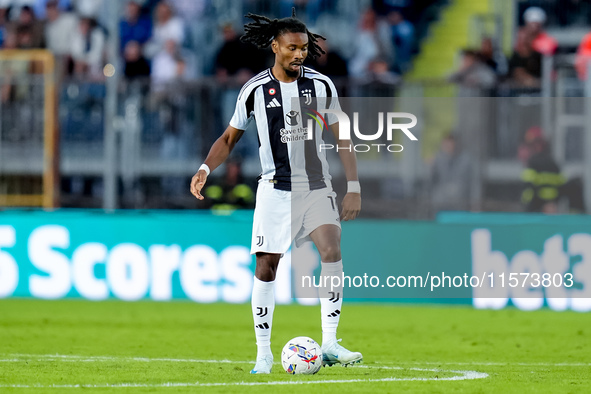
[{"left": 0, "top": 299, "right": 589, "bottom": 393}]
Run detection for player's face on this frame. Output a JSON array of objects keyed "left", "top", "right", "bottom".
[{"left": 272, "top": 32, "right": 309, "bottom": 77}]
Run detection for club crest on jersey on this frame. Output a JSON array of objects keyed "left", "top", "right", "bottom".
[
  {"left": 269, "top": 88, "right": 276, "bottom": 95},
  {"left": 301, "top": 89, "right": 313, "bottom": 105},
  {"left": 285, "top": 111, "right": 300, "bottom": 126}
]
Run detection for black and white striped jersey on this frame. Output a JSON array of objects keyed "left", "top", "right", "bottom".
[{"left": 229, "top": 66, "right": 341, "bottom": 192}]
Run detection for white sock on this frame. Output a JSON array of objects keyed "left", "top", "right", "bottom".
[
  {"left": 319, "top": 260, "right": 343, "bottom": 346},
  {"left": 252, "top": 276, "right": 275, "bottom": 358}
]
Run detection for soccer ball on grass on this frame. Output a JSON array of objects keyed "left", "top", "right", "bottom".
[{"left": 281, "top": 336, "right": 322, "bottom": 375}]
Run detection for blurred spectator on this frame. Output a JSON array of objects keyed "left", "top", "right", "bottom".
[
  {"left": 15, "top": 23, "right": 35, "bottom": 48},
  {"left": 0, "top": 28, "right": 30, "bottom": 103},
  {"left": 168, "top": 0, "right": 207, "bottom": 75},
  {"left": 575, "top": 32, "right": 591, "bottom": 80},
  {"left": 13, "top": 5, "right": 44, "bottom": 48},
  {"left": 144, "top": 1, "right": 185, "bottom": 59},
  {"left": 349, "top": 9, "right": 392, "bottom": 78},
  {"left": 429, "top": 134, "right": 478, "bottom": 213},
  {"left": 119, "top": 0, "right": 152, "bottom": 54},
  {"left": 0, "top": 26, "right": 34, "bottom": 145},
  {"left": 520, "top": 134, "right": 565, "bottom": 213},
  {"left": 519, "top": 129, "right": 584, "bottom": 213},
  {"left": 123, "top": 40, "right": 150, "bottom": 80},
  {"left": 305, "top": 38, "right": 348, "bottom": 78},
  {"left": 151, "top": 39, "right": 186, "bottom": 89},
  {"left": 1, "top": 0, "right": 33, "bottom": 20},
  {"left": 70, "top": 17, "right": 106, "bottom": 79},
  {"left": 508, "top": 30, "right": 541, "bottom": 87},
  {"left": 517, "top": 126, "right": 543, "bottom": 166},
  {"left": 45, "top": 0, "right": 78, "bottom": 56},
  {"left": 520, "top": 6, "right": 557, "bottom": 56},
  {"left": 0, "top": 5, "right": 8, "bottom": 46},
  {"left": 351, "top": 57, "right": 399, "bottom": 97},
  {"left": 449, "top": 49, "right": 496, "bottom": 90},
  {"left": 32, "top": 0, "right": 71, "bottom": 20},
  {"left": 71, "top": 0, "right": 103, "bottom": 19},
  {"left": 479, "top": 37, "right": 507, "bottom": 76},
  {"left": 387, "top": 9, "right": 414, "bottom": 73},
  {"left": 364, "top": 57, "right": 399, "bottom": 85},
  {"left": 203, "top": 159, "right": 255, "bottom": 212}
]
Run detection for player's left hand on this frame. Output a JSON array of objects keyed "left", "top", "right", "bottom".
[
  {"left": 190, "top": 169, "right": 208, "bottom": 200},
  {"left": 340, "top": 193, "right": 361, "bottom": 221}
]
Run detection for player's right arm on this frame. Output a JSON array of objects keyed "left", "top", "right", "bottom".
[{"left": 190, "top": 125, "right": 244, "bottom": 200}]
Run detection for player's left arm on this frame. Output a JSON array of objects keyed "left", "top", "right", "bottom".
[{"left": 329, "top": 122, "right": 361, "bottom": 221}]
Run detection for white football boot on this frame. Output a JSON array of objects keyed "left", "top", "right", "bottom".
[
  {"left": 322, "top": 339, "right": 363, "bottom": 367},
  {"left": 250, "top": 354, "right": 273, "bottom": 374}
]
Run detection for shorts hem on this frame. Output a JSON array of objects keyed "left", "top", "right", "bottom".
[
  {"left": 250, "top": 248, "right": 288, "bottom": 256},
  {"left": 294, "top": 222, "right": 341, "bottom": 248}
]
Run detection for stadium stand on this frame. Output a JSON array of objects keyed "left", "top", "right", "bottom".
[{"left": 0, "top": 0, "right": 590, "bottom": 217}]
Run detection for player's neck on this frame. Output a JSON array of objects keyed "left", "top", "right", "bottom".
[{"left": 272, "top": 64, "right": 300, "bottom": 83}]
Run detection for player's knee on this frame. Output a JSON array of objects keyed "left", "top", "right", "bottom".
[
  {"left": 319, "top": 245, "right": 341, "bottom": 262},
  {"left": 255, "top": 253, "right": 281, "bottom": 281},
  {"left": 256, "top": 253, "right": 281, "bottom": 266}
]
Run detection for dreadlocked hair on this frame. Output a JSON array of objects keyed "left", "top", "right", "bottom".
[{"left": 240, "top": 10, "right": 326, "bottom": 59}]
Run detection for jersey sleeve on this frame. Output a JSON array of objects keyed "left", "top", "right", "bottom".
[
  {"left": 229, "top": 87, "right": 255, "bottom": 130},
  {"left": 325, "top": 78, "right": 342, "bottom": 126}
]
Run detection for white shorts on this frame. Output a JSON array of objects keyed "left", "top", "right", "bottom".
[{"left": 251, "top": 182, "right": 341, "bottom": 254}]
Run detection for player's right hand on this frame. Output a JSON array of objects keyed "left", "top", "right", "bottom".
[{"left": 190, "top": 170, "right": 208, "bottom": 200}]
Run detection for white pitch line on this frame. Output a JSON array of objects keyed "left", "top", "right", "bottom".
[
  {"left": 379, "top": 361, "right": 591, "bottom": 367},
  {"left": 0, "top": 371, "right": 489, "bottom": 389},
  {"left": 0, "top": 354, "right": 489, "bottom": 388},
  {"left": 1, "top": 354, "right": 241, "bottom": 364}
]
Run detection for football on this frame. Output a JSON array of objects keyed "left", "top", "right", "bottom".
[{"left": 281, "top": 336, "right": 323, "bottom": 375}]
